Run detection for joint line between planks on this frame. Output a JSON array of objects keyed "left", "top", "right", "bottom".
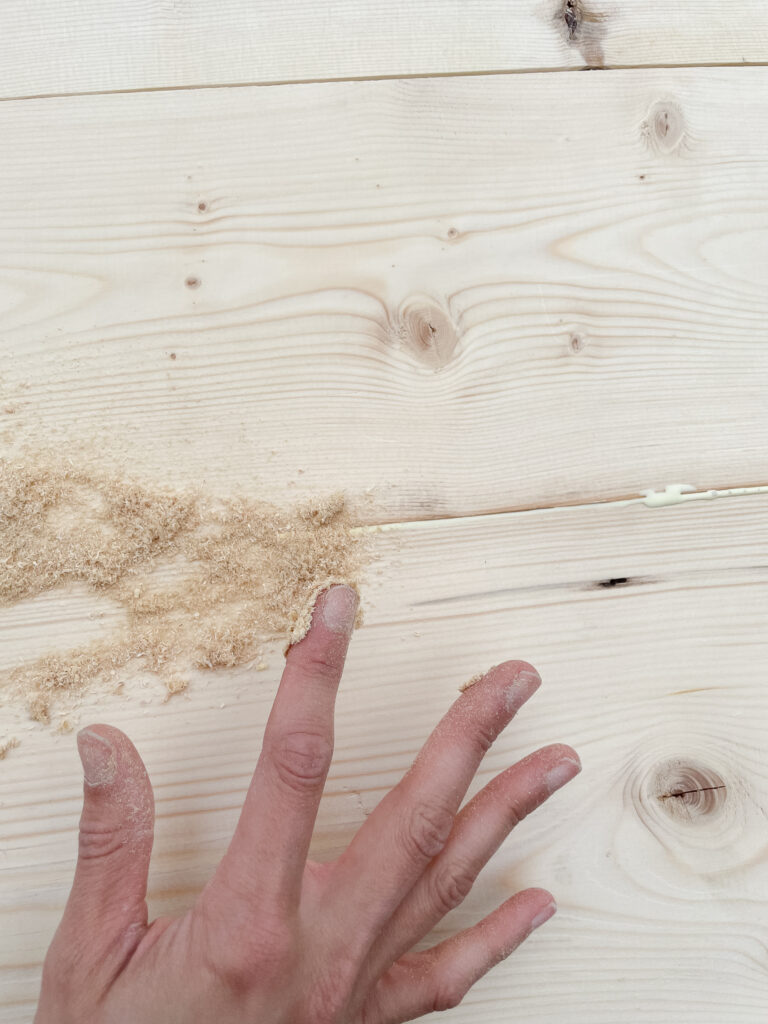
[
  {"left": 355, "top": 482, "right": 768, "bottom": 533},
  {"left": 0, "top": 60, "right": 766, "bottom": 105}
]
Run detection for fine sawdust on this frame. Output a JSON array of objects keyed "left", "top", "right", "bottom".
[
  {"left": 458, "top": 672, "right": 484, "bottom": 693},
  {"left": 0, "top": 453, "right": 368, "bottom": 728}
]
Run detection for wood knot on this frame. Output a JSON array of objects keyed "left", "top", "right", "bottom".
[
  {"left": 558, "top": 0, "right": 606, "bottom": 67},
  {"left": 569, "top": 333, "right": 585, "bottom": 354},
  {"left": 185, "top": 276, "right": 201, "bottom": 289},
  {"left": 652, "top": 758, "right": 727, "bottom": 821},
  {"left": 598, "top": 576, "right": 629, "bottom": 588},
  {"left": 395, "top": 300, "right": 459, "bottom": 371},
  {"left": 641, "top": 100, "right": 686, "bottom": 155}
]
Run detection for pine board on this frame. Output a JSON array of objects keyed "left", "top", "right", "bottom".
[
  {"left": 1, "top": 492, "right": 767, "bottom": 1022},
  {"left": 1, "top": 1, "right": 767, "bottom": 99},
  {"left": 2, "top": 69, "right": 768, "bottom": 522}
]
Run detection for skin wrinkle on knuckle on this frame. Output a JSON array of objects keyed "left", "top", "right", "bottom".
[
  {"left": 209, "top": 924, "right": 294, "bottom": 994},
  {"left": 273, "top": 731, "right": 333, "bottom": 792},
  {"left": 298, "top": 635, "right": 346, "bottom": 682},
  {"left": 77, "top": 822, "right": 128, "bottom": 861},
  {"left": 472, "top": 716, "right": 499, "bottom": 757},
  {"left": 431, "top": 978, "right": 466, "bottom": 1014},
  {"left": 403, "top": 801, "right": 455, "bottom": 863},
  {"left": 430, "top": 856, "right": 477, "bottom": 916},
  {"left": 504, "top": 801, "right": 525, "bottom": 831}
]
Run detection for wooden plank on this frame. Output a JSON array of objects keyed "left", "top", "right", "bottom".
[
  {"left": 2, "top": 69, "right": 768, "bottom": 522},
  {"left": 1, "top": 492, "right": 767, "bottom": 1022},
  {"left": 1, "top": 1, "right": 768, "bottom": 99}
]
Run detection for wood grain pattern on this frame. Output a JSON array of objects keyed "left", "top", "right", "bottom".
[
  {"left": 1, "top": 492, "right": 767, "bottom": 1022},
  {"left": 2, "top": 69, "right": 768, "bottom": 522},
  {"left": 1, "top": 0, "right": 768, "bottom": 99}
]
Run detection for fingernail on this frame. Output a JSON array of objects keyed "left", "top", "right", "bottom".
[
  {"left": 319, "top": 585, "right": 359, "bottom": 635},
  {"left": 530, "top": 900, "right": 557, "bottom": 931},
  {"left": 77, "top": 729, "right": 117, "bottom": 787},
  {"left": 517, "top": 667, "right": 541, "bottom": 688},
  {"left": 504, "top": 667, "right": 541, "bottom": 712},
  {"left": 545, "top": 756, "right": 581, "bottom": 795}
]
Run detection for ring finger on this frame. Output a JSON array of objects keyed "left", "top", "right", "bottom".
[{"left": 358, "top": 741, "right": 580, "bottom": 989}]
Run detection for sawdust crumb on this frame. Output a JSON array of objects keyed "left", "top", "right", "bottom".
[
  {"left": 459, "top": 672, "right": 484, "bottom": 693},
  {"left": 299, "top": 492, "right": 346, "bottom": 526},
  {"left": 164, "top": 675, "right": 188, "bottom": 700},
  {"left": 0, "top": 737, "right": 20, "bottom": 759}
]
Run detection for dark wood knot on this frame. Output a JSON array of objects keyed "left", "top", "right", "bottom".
[{"left": 652, "top": 758, "right": 727, "bottom": 820}]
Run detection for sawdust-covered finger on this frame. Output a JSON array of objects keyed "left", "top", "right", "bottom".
[
  {"left": 359, "top": 888, "right": 556, "bottom": 1024},
  {"left": 211, "top": 585, "right": 358, "bottom": 912},
  {"left": 326, "top": 661, "right": 541, "bottom": 945}
]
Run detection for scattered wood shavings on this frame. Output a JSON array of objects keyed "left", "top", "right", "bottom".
[{"left": 1, "top": 452, "right": 370, "bottom": 728}]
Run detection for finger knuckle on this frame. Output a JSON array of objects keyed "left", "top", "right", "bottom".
[
  {"left": 430, "top": 857, "right": 476, "bottom": 915},
  {"left": 506, "top": 803, "right": 524, "bottom": 830},
  {"left": 472, "top": 719, "right": 498, "bottom": 757},
  {"left": 298, "top": 638, "right": 345, "bottom": 684},
  {"left": 77, "top": 821, "right": 126, "bottom": 861},
  {"left": 273, "top": 731, "right": 333, "bottom": 793},
  {"left": 403, "top": 801, "right": 455, "bottom": 862},
  {"left": 210, "top": 922, "right": 295, "bottom": 994},
  {"left": 431, "top": 978, "right": 466, "bottom": 1013}
]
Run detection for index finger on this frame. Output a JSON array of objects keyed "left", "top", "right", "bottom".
[{"left": 212, "top": 584, "right": 358, "bottom": 912}]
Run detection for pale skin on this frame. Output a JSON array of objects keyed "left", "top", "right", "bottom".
[{"left": 36, "top": 585, "right": 581, "bottom": 1024}]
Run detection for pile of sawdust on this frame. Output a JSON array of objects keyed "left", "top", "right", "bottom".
[{"left": 0, "top": 453, "right": 368, "bottom": 727}]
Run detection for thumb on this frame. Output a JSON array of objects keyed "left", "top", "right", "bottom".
[{"left": 65, "top": 724, "right": 155, "bottom": 939}]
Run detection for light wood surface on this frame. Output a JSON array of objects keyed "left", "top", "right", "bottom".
[
  {"left": 1, "top": 12, "right": 767, "bottom": 1024},
  {"left": 2, "top": 69, "right": 768, "bottom": 522},
  {"left": 2, "top": 493, "right": 767, "bottom": 1022},
  {"left": 1, "top": 0, "right": 768, "bottom": 99}
]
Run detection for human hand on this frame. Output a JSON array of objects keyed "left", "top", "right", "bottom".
[{"left": 35, "top": 585, "right": 581, "bottom": 1023}]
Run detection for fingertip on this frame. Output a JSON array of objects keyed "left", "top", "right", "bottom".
[
  {"left": 493, "top": 659, "right": 540, "bottom": 700},
  {"left": 530, "top": 900, "right": 557, "bottom": 931},
  {"left": 523, "top": 886, "right": 556, "bottom": 908},
  {"left": 284, "top": 584, "right": 360, "bottom": 658},
  {"left": 77, "top": 728, "right": 117, "bottom": 787},
  {"left": 513, "top": 887, "right": 557, "bottom": 933},
  {"left": 539, "top": 743, "right": 582, "bottom": 788},
  {"left": 76, "top": 724, "right": 152, "bottom": 793},
  {"left": 547, "top": 742, "right": 581, "bottom": 769},
  {"left": 317, "top": 584, "right": 359, "bottom": 635}
]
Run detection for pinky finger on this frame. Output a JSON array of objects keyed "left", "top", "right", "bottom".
[{"left": 362, "top": 888, "right": 555, "bottom": 1024}]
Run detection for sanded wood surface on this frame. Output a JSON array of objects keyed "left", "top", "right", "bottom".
[
  {"left": 1, "top": 69, "right": 768, "bottom": 522},
  {"left": 1, "top": 0, "right": 768, "bottom": 99},
  {"left": 1, "top": 16, "right": 767, "bottom": 1024},
  {"left": 2, "top": 493, "right": 767, "bottom": 1022}
]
